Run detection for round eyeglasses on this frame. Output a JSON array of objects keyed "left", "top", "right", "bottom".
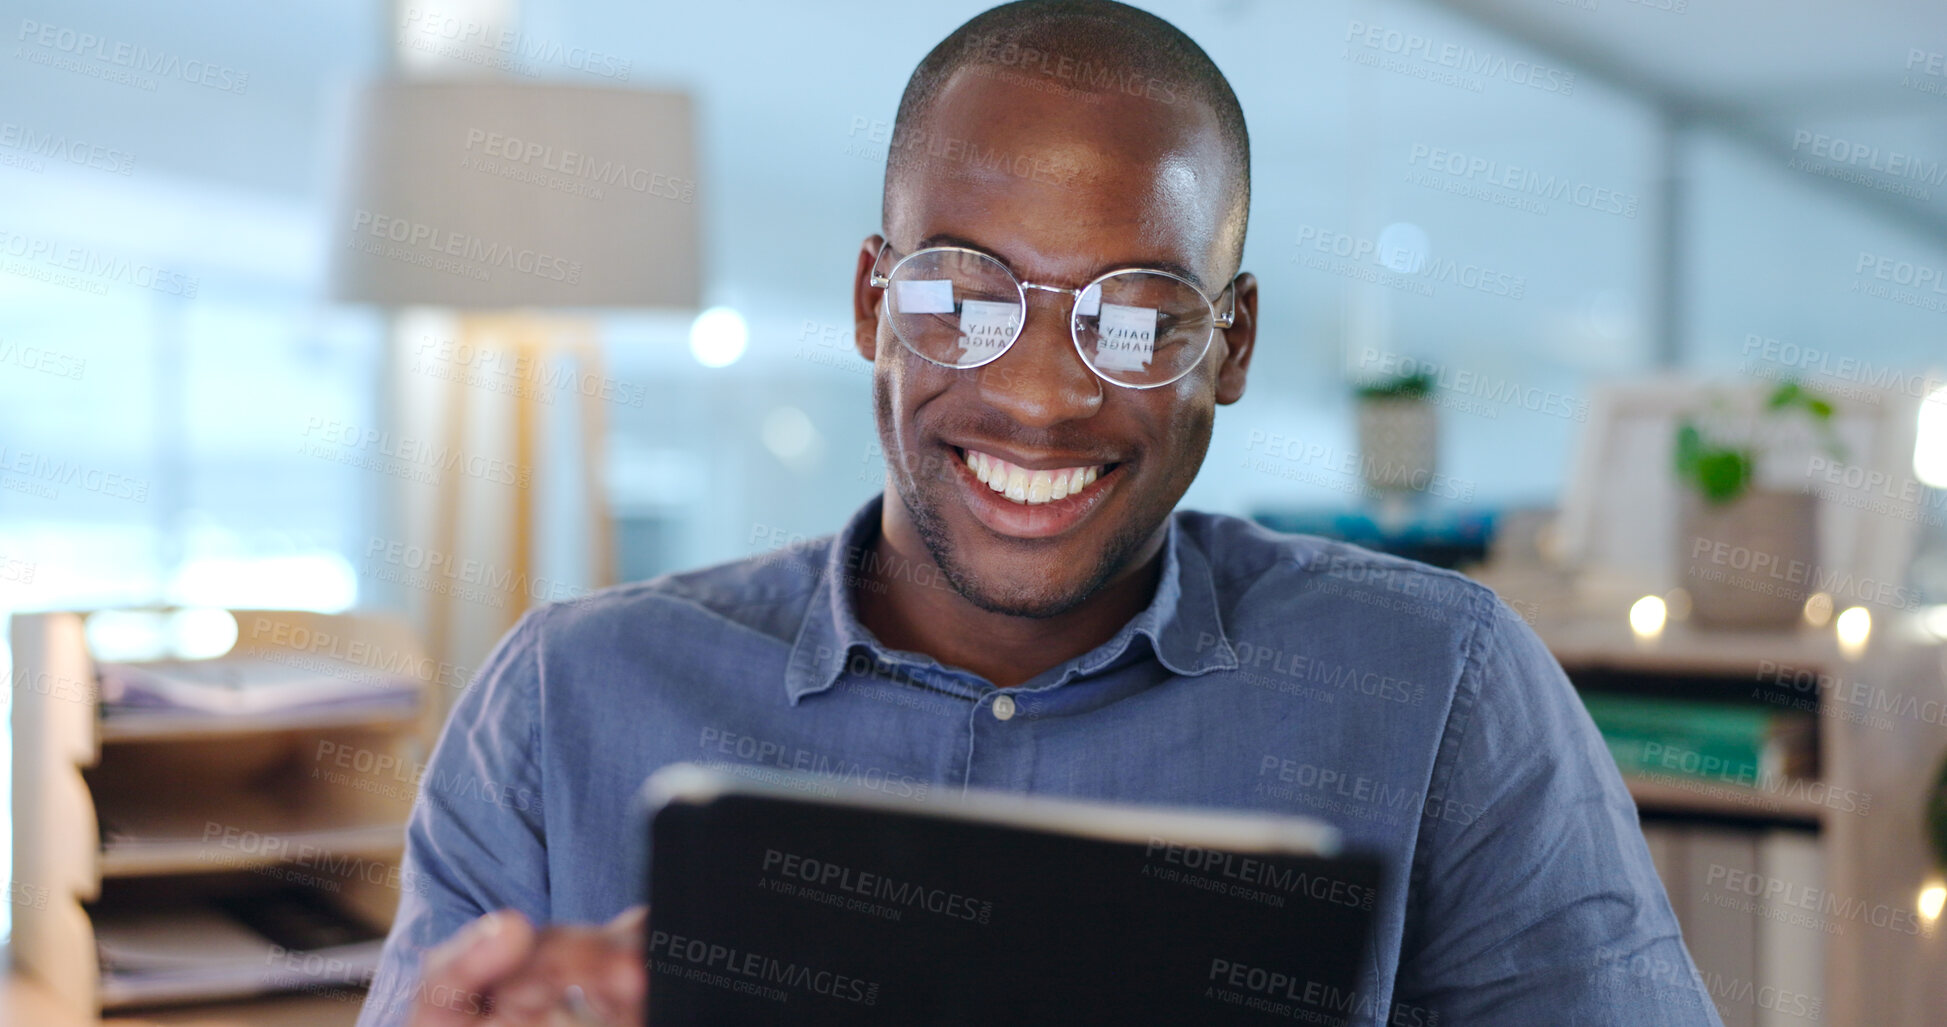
[{"left": 867, "top": 239, "right": 1238, "bottom": 390}]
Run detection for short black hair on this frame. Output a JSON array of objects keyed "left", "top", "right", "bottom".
[{"left": 884, "top": 0, "right": 1251, "bottom": 271}]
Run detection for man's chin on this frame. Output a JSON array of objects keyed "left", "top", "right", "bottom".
[
  {"left": 939, "top": 563, "right": 1098, "bottom": 619},
  {"left": 905, "top": 492, "right": 1127, "bottom": 619}
]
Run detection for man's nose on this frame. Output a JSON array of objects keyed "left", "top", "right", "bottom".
[{"left": 974, "top": 293, "right": 1102, "bottom": 428}]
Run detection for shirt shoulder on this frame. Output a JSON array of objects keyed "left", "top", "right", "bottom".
[
  {"left": 525, "top": 534, "right": 835, "bottom": 652},
  {"left": 1174, "top": 507, "right": 1503, "bottom": 644}
]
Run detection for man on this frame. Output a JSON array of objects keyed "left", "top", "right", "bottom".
[{"left": 361, "top": 2, "right": 1721, "bottom": 1024}]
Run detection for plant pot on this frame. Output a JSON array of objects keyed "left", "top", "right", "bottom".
[
  {"left": 1355, "top": 397, "right": 1438, "bottom": 495},
  {"left": 1676, "top": 488, "right": 1819, "bottom": 630}
]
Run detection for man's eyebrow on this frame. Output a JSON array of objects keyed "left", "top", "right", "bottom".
[
  {"left": 911, "top": 232, "right": 1210, "bottom": 293},
  {"left": 914, "top": 231, "right": 992, "bottom": 253}
]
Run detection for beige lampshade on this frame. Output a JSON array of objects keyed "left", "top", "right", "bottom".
[{"left": 330, "top": 78, "right": 699, "bottom": 308}]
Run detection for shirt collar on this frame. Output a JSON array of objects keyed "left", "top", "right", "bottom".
[{"left": 783, "top": 493, "right": 1239, "bottom": 704}]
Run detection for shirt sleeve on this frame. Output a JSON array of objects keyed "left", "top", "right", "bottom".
[
  {"left": 1392, "top": 597, "right": 1724, "bottom": 1026},
  {"left": 355, "top": 609, "right": 551, "bottom": 1027}
]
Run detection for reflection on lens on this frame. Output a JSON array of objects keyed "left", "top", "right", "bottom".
[
  {"left": 886, "top": 249, "right": 1022, "bottom": 367},
  {"left": 956, "top": 299, "right": 1020, "bottom": 363},
  {"left": 1073, "top": 270, "right": 1214, "bottom": 387}
]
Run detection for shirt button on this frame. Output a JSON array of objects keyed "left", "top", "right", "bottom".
[{"left": 991, "top": 694, "right": 1017, "bottom": 721}]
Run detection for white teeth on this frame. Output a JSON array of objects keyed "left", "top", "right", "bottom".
[
  {"left": 1004, "top": 465, "right": 1029, "bottom": 502},
  {"left": 969, "top": 450, "right": 991, "bottom": 484},
  {"left": 961, "top": 448, "right": 1106, "bottom": 506},
  {"left": 1027, "top": 469, "right": 1053, "bottom": 503}
]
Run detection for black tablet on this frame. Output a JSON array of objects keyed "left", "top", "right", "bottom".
[{"left": 638, "top": 763, "right": 1382, "bottom": 1026}]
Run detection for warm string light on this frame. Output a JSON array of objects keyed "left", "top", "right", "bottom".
[
  {"left": 1920, "top": 884, "right": 1946, "bottom": 924},
  {"left": 1835, "top": 606, "right": 1872, "bottom": 659},
  {"left": 1629, "top": 595, "right": 1667, "bottom": 640}
]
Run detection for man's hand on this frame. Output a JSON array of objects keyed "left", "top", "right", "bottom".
[{"left": 405, "top": 906, "right": 648, "bottom": 1026}]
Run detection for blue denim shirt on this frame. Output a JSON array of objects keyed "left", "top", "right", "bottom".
[{"left": 357, "top": 494, "right": 1720, "bottom": 1026}]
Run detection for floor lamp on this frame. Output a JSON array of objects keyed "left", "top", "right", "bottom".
[{"left": 329, "top": 79, "right": 700, "bottom": 717}]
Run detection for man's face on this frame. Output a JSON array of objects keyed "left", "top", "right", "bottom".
[{"left": 854, "top": 66, "right": 1256, "bottom": 618}]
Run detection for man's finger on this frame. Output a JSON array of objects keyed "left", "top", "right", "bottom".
[
  {"left": 602, "top": 905, "right": 648, "bottom": 945},
  {"left": 411, "top": 909, "right": 536, "bottom": 1025},
  {"left": 611, "top": 915, "right": 650, "bottom": 1020},
  {"left": 486, "top": 923, "right": 646, "bottom": 1027}
]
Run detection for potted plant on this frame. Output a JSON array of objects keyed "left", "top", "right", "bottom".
[
  {"left": 1354, "top": 370, "right": 1438, "bottom": 503},
  {"left": 1673, "top": 381, "right": 1842, "bottom": 629}
]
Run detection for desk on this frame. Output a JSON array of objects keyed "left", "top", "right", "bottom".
[{"left": 0, "top": 971, "right": 364, "bottom": 1027}]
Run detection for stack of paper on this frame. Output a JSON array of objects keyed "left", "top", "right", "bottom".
[
  {"left": 95, "top": 889, "right": 385, "bottom": 1007},
  {"left": 97, "top": 655, "right": 420, "bottom": 716}
]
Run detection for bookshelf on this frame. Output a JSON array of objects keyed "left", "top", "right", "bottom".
[
  {"left": 1520, "top": 605, "right": 1947, "bottom": 1027},
  {"left": 9, "top": 609, "right": 435, "bottom": 1019},
  {"left": 1620, "top": 775, "right": 1824, "bottom": 829}
]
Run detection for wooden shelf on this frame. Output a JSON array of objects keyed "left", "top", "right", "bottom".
[
  {"left": 99, "top": 704, "right": 419, "bottom": 745},
  {"left": 4, "top": 968, "right": 366, "bottom": 1026},
  {"left": 1543, "top": 616, "right": 1847, "bottom": 676},
  {"left": 9, "top": 609, "right": 432, "bottom": 1016},
  {"left": 1623, "top": 773, "right": 1824, "bottom": 829},
  {"left": 100, "top": 825, "right": 404, "bottom": 880}
]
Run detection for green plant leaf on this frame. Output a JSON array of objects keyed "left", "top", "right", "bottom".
[
  {"left": 1694, "top": 449, "right": 1753, "bottom": 503},
  {"left": 1679, "top": 382, "right": 1843, "bottom": 501},
  {"left": 1675, "top": 422, "right": 1703, "bottom": 476},
  {"left": 1354, "top": 370, "right": 1434, "bottom": 400}
]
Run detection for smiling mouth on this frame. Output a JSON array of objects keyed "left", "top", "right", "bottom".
[{"left": 954, "top": 446, "right": 1121, "bottom": 506}]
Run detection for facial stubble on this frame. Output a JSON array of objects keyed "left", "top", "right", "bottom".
[{"left": 872, "top": 376, "right": 1205, "bottom": 619}]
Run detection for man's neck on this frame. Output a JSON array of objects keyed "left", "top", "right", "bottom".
[{"left": 852, "top": 508, "right": 1167, "bottom": 690}]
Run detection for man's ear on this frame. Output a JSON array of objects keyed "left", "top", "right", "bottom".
[
  {"left": 1213, "top": 271, "right": 1257, "bottom": 405},
  {"left": 852, "top": 234, "right": 886, "bottom": 362}
]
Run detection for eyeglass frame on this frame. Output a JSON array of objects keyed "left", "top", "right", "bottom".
[{"left": 866, "top": 237, "right": 1241, "bottom": 390}]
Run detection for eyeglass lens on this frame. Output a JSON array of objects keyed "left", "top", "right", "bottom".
[{"left": 884, "top": 249, "right": 1215, "bottom": 387}]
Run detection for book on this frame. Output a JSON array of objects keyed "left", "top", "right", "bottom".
[
  {"left": 1642, "top": 822, "right": 1825, "bottom": 1027},
  {"left": 1756, "top": 830, "right": 1824, "bottom": 1027},
  {"left": 641, "top": 763, "right": 1382, "bottom": 1025},
  {"left": 1579, "top": 694, "right": 1816, "bottom": 784},
  {"left": 1684, "top": 827, "right": 1760, "bottom": 1027}
]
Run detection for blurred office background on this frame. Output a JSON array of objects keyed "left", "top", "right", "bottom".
[{"left": 4, "top": 0, "right": 1947, "bottom": 1022}]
